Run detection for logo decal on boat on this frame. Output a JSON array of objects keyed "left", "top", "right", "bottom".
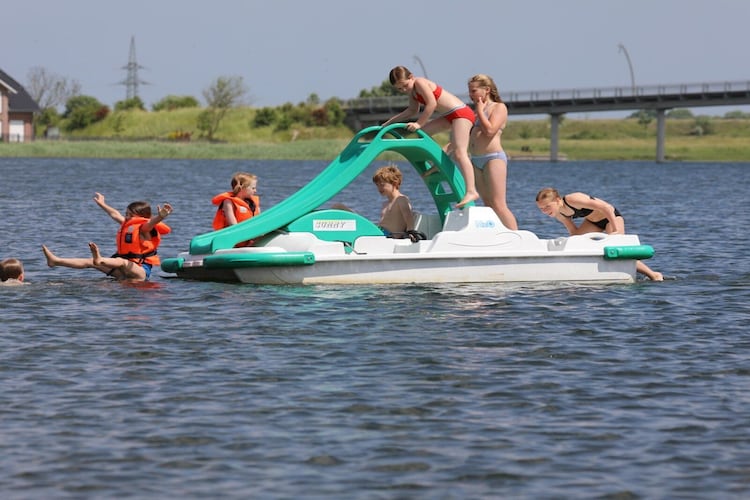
[
  {"left": 313, "top": 220, "right": 357, "bottom": 231},
  {"left": 474, "top": 220, "right": 496, "bottom": 229}
]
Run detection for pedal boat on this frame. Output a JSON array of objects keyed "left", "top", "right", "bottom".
[{"left": 161, "top": 125, "right": 654, "bottom": 285}]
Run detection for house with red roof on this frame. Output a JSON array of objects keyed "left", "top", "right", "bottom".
[{"left": 0, "top": 68, "right": 40, "bottom": 142}]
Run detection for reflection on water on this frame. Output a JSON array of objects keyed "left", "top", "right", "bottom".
[{"left": 1, "top": 158, "right": 749, "bottom": 498}]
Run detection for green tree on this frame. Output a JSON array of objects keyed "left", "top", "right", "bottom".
[
  {"left": 63, "top": 95, "right": 108, "bottom": 131},
  {"left": 198, "top": 76, "right": 248, "bottom": 140},
  {"left": 252, "top": 107, "right": 277, "bottom": 127},
  {"left": 358, "top": 79, "right": 400, "bottom": 97},
  {"left": 636, "top": 110, "right": 652, "bottom": 129},
  {"left": 114, "top": 96, "right": 145, "bottom": 112},
  {"left": 628, "top": 109, "right": 656, "bottom": 120},
  {"left": 667, "top": 109, "right": 693, "bottom": 119},
  {"left": 692, "top": 116, "right": 713, "bottom": 136},
  {"left": 723, "top": 110, "right": 750, "bottom": 119},
  {"left": 324, "top": 98, "right": 345, "bottom": 126},
  {"left": 36, "top": 107, "right": 61, "bottom": 131},
  {"left": 152, "top": 95, "right": 200, "bottom": 111}
]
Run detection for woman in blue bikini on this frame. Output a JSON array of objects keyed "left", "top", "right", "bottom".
[{"left": 468, "top": 74, "right": 518, "bottom": 230}]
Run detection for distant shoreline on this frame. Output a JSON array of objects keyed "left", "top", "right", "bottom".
[{"left": 3, "top": 116, "right": 750, "bottom": 162}]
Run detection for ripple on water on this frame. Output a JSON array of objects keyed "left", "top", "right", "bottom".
[{"left": 2, "top": 159, "right": 750, "bottom": 498}]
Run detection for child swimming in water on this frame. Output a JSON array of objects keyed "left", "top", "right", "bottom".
[
  {"left": 42, "top": 192, "right": 173, "bottom": 281},
  {"left": 0, "top": 258, "right": 27, "bottom": 286}
]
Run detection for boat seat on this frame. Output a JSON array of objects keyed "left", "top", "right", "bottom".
[{"left": 413, "top": 213, "right": 443, "bottom": 239}]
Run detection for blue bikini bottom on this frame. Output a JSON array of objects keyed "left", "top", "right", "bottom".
[{"left": 471, "top": 151, "right": 508, "bottom": 171}]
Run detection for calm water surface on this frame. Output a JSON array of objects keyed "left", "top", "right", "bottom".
[{"left": 1, "top": 157, "right": 749, "bottom": 498}]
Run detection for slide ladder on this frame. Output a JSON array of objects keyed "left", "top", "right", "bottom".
[{"left": 188, "top": 124, "right": 470, "bottom": 255}]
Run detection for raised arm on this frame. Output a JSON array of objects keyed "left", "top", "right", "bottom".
[
  {"left": 140, "top": 203, "right": 173, "bottom": 234},
  {"left": 475, "top": 98, "right": 507, "bottom": 137},
  {"left": 94, "top": 192, "right": 125, "bottom": 224}
]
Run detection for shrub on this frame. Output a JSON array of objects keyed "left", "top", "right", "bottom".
[
  {"left": 324, "top": 99, "right": 345, "bottom": 126},
  {"left": 167, "top": 130, "right": 192, "bottom": 141},
  {"left": 724, "top": 110, "right": 750, "bottom": 119},
  {"left": 667, "top": 109, "right": 694, "bottom": 119},
  {"left": 152, "top": 95, "right": 200, "bottom": 111},
  {"left": 252, "top": 107, "right": 277, "bottom": 127},
  {"left": 114, "top": 96, "right": 145, "bottom": 111},
  {"left": 310, "top": 107, "right": 328, "bottom": 126},
  {"left": 275, "top": 114, "right": 293, "bottom": 131},
  {"left": 691, "top": 116, "right": 713, "bottom": 135},
  {"left": 63, "top": 95, "right": 108, "bottom": 131}
]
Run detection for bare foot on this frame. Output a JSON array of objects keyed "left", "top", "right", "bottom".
[
  {"left": 41, "top": 245, "right": 58, "bottom": 267},
  {"left": 456, "top": 191, "right": 480, "bottom": 209},
  {"left": 89, "top": 242, "right": 103, "bottom": 266},
  {"left": 650, "top": 272, "right": 664, "bottom": 282}
]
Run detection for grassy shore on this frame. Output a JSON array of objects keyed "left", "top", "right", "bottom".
[{"left": 2, "top": 108, "right": 749, "bottom": 161}]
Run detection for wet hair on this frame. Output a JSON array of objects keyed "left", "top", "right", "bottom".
[
  {"left": 535, "top": 187, "right": 562, "bottom": 203},
  {"left": 468, "top": 74, "right": 503, "bottom": 103},
  {"left": 389, "top": 66, "right": 413, "bottom": 85},
  {"left": 126, "top": 201, "right": 152, "bottom": 218},
  {"left": 373, "top": 164, "right": 403, "bottom": 189},
  {"left": 231, "top": 172, "right": 258, "bottom": 196},
  {"left": 0, "top": 258, "right": 24, "bottom": 281}
]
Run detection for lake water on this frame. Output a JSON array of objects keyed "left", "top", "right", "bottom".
[{"left": 1, "top": 156, "right": 749, "bottom": 498}]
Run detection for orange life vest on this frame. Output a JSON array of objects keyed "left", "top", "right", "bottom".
[
  {"left": 114, "top": 216, "right": 171, "bottom": 266},
  {"left": 211, "top": 192, "right": 260, "bottom": 230}
]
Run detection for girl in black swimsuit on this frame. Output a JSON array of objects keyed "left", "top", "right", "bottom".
[{"left": 535, "top": 187, "right": 663, "bottom": 281}]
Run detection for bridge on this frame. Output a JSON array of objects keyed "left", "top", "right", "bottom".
[{"left": 344, "top": 80, "right": 750, "bottom": 162}]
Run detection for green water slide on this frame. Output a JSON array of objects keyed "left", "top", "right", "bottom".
[{"left": 188, "top": 124, "right": 471, "bottom": 255}]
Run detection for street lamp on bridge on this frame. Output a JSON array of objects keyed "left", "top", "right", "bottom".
[
  {"left": 413, "top": 55, "right": 428, "bottom": 79},
  {"left": 618, "top": 43, "right": 636, "bottom": 95}
]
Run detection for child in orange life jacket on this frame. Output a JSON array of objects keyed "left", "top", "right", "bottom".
[
  {"left": 42, "top": 192, "right": 172, "bottom": 281},
  {"left": 0, "top": 258, "right": 27, "bottom": 286},
  {"left": 212, "top": 172, "right": 260, "bottom": 230}
]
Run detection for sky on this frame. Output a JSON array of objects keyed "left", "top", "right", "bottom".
[{"left": 4, "top": 0, "right": 749, "bottom": 116}]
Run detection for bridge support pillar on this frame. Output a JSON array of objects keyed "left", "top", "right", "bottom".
[
  {"left": 655, "top": 109, "right": 667, "bottom": 163},
  {"left": 550, "top": 113, "right": 561, "bottom": 162}
]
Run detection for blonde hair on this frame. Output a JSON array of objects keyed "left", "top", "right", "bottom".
[
  {"left": 373, "top": 164, "right": 403, "bottom": 189},
  {"left": 468, "top": 74, "right": 503, "bottom": 103},
  {"left": 535, "top": 187, "right": 562, "bottom": 203},
  {"left": 231, "top": 172, "right": 258, "bottom": 195},
  {"left": 0, "top": 258, "right": 24, "bottom": 281}
]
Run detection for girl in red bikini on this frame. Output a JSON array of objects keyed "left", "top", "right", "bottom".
[{"left": 382, "top": 65, "right": 479, "bottom": 208}]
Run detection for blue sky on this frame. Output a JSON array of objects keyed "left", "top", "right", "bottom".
[{"left": 4, "top": 0, "right": 749, "bottom": 116}]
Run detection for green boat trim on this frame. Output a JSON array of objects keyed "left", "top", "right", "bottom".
[
  {"left": 603, "top": 245, "right": 654, "bottom": 260},
  {"left": 161, "top": 257, "right": 183, "bottom": 273},
  {"left": 203, "top": 252, "right": 315, "bottom": 269}
]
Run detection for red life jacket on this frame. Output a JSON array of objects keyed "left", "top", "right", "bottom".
[
  {"left": 114, "top": 216, "right": 171, "bottom": 266},
  {"left": 211, "top": 191, "right": 260, "bottom": 230}
]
